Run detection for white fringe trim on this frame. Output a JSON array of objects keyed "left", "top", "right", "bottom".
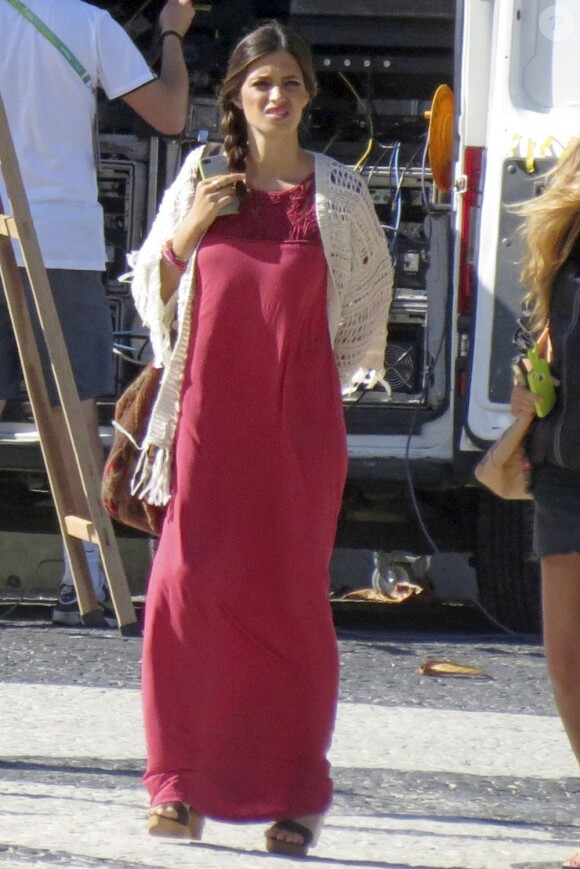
[
  {"left": 342, "top": 368, "right": 391, "bottom": 397},
  {"left": 112, "top": 420, "right": 140, "bottom": 450},
  {"left": 130, "top": 443, "right": 173, "bottom": 507}
]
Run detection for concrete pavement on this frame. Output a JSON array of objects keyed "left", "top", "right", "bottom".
[{"left": 0, "top": 674, "right": 579, "bottom": 869}]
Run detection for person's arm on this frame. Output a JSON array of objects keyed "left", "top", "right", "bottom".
[
  {"left": 510, "top": 382, "right": 538, "bottom": 420},
  {"left": 160, "top": 171, "right": 245, "bottom": 303},
  {"left": 122, "top": 0, "right": 195, "bottom": 135},
  {"left": 130, "top": 147, "right": 244, "bottom": 346}
]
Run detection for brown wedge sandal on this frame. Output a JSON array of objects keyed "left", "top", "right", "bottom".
[
  {"left": 265, "top": 819, "right": 315, "bottom": 858},
  {"left": 147, "top": 802, "right": 204, "bottom": 840}
]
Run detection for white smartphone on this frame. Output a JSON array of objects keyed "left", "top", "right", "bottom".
[{"left": 198, "top": 153, "right": 240, "bottom": 215}]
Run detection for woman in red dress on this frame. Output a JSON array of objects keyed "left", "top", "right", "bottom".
[{"left": 133, "top": 21, "right": 393, "bottom": 857}]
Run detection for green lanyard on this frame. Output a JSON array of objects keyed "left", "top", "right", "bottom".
[{"left": 6, "top": 0, "right": 94, "bottom": 90}]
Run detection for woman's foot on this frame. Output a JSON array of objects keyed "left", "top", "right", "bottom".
[
  {"left": 563, "top": 847, "right": 580, "bottom": 868},
  {"left": 265, "top": 813, "right": 323, "bottom": 857},
  {"left": 147, "top": 802, "right": 204, "bottom": 840}
]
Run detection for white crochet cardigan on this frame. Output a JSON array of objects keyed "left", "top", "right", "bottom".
[{"left": 129, "top": 146, "right": 393, "bottom": 506}]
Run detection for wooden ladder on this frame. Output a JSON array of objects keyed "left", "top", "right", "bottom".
[{"left": 0, "top": 91, "right": 140, "bottom": 636}]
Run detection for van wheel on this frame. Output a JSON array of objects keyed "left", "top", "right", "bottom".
[{"left": 474, "top": 491, "right": 542, "bottom": 635}]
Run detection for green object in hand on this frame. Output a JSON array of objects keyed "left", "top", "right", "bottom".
[{"left": 526, "top": 343, "right": 556, "bottom": 417}]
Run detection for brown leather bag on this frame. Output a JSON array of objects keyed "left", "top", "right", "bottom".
[
  {"left": 101, "top": 143, "right": 222, "bottom": 534},
  {"left": 474, "top": 416, "right": 534, "bottom": 500},
  {"left": 474, "top": 324, "right": 552, "bottom": 501},
  {"left": 101, "top": 363, "right": 165, "bottom": 535}
]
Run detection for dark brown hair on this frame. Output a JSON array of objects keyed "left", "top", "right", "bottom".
[{"left": 218, "top": 21, "right": 317, "bottom": 171}]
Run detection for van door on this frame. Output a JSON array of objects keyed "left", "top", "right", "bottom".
[{"left": 466, "top": 0, "right": 580, "bottom": 446}]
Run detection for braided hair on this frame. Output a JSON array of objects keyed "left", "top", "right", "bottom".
[{"left": 217, "top": 21, "right": 317, "bottom": 172}]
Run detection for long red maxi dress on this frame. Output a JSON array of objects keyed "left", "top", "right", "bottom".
[{"left": 141, "top": 175, "right": 348, "bottom": 822}]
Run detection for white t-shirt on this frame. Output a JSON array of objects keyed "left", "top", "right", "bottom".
[{"left": 0, "top": 0, "right": 155, "bottom": 270}]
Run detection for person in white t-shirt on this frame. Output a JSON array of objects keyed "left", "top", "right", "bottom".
[{"left": 0, "top": 0, "right": 195, "bottom": 626}]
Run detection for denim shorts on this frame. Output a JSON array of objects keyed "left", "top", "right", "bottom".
[
  {"left": 532, "top": 462, "right": 580, "bottom": 558},
  {"left": 0, "top": 268, "right": 114, "bottom": 405}
]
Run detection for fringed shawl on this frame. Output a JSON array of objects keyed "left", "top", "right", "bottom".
[{"left": 128, "top": 147, "right": 393, "bottom": 506}]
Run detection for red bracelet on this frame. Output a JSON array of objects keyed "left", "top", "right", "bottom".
[{"left": 162, "top": 240, "right": 189, "bottom": 273}]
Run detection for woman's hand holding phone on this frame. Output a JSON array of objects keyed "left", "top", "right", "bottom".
[
  {"left": 159, "top": 158, "right": 244, "bottom": 303},
  {"left": 170, "top": 169, "right": 245, "bottom": 267},
  {"left": 172, "top": 159, "right": 245, "bottom": 259},
  {"left": 194, "top": 172, "right": 244, "bottom": 221},
  {"left": 198, "top": 154, "right": 245, "bottom": 216}
]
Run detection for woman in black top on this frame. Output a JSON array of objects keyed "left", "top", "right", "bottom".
[{"left": 510, "top": 139, "right": 580, "bottom": 869}]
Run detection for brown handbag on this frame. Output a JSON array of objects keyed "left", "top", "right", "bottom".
[
  {"left": 473, "top": 415, "right": 534, "bottom": 500},
  {"left": 101, "top": 362, "right": 165, "bottom": 535},
  {"left": 101, "top": 144, "right": 221, "bottom": 534},
  {"left": 474, "top": 323, "right": 553, "bottom": 500}
]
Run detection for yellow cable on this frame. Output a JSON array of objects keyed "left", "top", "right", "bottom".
[
  {"left": 337, "top": 72, "right": 374, "bottom": 172},
  {"left": 353, "top": 137, "right": 374, "bottom": 172},
  {"left": 509, "top": 133, "right": 521, "bottom": 157},
  {"left": 525, "top": 138, "right": 536, "bottom": 174}
]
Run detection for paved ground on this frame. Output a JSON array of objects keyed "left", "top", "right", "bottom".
[{"left": 0, "top": 604, "right": 579, "bottom": 869}]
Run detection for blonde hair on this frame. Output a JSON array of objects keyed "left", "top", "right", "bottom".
[{"left": 519, "top": 138, "right": 580, "bottom": 329}]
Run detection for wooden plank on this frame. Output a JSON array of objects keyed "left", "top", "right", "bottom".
[
  {"left": 64, "top": 515, "right": 98, "bottom": 545},
  {"left": 0, "top": 228, "right": 101, "bottom": 622},
  {"left": 0, "top": 214, "right": 18, "bottom": 239},
  {"left": 0, "top": 91, "right": 139, "bottom": 635}
]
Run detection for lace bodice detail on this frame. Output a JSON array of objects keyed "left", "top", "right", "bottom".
[{"left": 206, "top": 173, "right": 321, "bottom": 244}]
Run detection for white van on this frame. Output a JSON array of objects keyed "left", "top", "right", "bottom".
[
  {"left": 456, "top": 1, "right": 579, "bottom": 631},
  {"left": 287, "top": 0, "right": 578, "bottom": 633},
  {"left": 0, "top": 0, "right": 576, "bottom": 630}
]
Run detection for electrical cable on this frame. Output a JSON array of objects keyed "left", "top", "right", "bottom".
[
  {"left": 372, "top": 133, "right": 520, "bottom": 635},
  {"left": 401, "top": 290, "right": 519, "bottom": 636},
  {"left": 393, "top": 141, "right": 427, "bottom": 202},
  {"left": 336, "top": 72, "right": 374, "bottom": 172},
  {"left": 386, "top": 142, "right": 425, "bottom": 255},
  {"left": 380, "top": 223, "right": 421, "bottom": 243},
  {"left": 420, "top": 135, "right": 432, "bottom": 215},
  {"left": 322, "top": 130, "right": 340, "bottom": 155},
  {"left": 365, "top": 142, "right": 396, "bottom": 188},
  {"left": 392, "top": 142, "right": 402, "bottom": 232},
  {"left": 353, "top": 138, "right": 375, "bottom": 173}
]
